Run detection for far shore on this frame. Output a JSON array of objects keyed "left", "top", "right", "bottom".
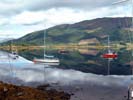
[{"left": 0, "top": 43, "right": 132, "bottom": 51}]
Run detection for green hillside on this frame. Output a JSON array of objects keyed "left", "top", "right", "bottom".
[{"left": 4, "top": 17, "right": 132, "bottom": 45}]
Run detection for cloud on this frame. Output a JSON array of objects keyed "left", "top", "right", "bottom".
[
  {"left": 0, "top": 0, "right": 131, "bottom": 38},
  {"left": 10, "top": 5, "right": 131, "bottom": 26},
  {"left": 0, "top": 17, "right": 8, "bottom": 26},
  {"left": 0, "top": 0, "right": 23, "bottom": 16},
  {"left": 10, "top": 11, "right": 45, "bottom": 25},
  {"left": 0, "top": 0, "right": 131, "bottom": 16},
  {"left": 20, "top": 0, "right": 131, "bottom": 12}
]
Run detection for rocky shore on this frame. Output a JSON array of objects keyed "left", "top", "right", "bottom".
[{"left": 0, "top": 81, "right": 70, "bottom": 100}]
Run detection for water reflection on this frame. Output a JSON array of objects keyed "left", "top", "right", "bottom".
[
  {"left": 78, "top": 49, "right": 99, "bottom": 56},
  {"left": 0, "top": 50, "right": 133, "bottom": 100},
  {"left": 18, "top": 48, "right": 133, "bottom": 75}
]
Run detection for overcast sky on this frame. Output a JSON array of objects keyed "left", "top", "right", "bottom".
[{"left": 0, "top": 0, "right": 131, "bottom": 38}]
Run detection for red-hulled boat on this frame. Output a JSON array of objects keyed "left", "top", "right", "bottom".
[
  {"left": 102, "top": 52, "right": 118, "bottom": 59},
  {"left": 101, "top": 36, "right": 118, "bottom": 59}
]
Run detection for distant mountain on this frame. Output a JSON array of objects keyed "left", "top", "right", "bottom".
[{"left": 4, "top": 17, "right": 132, "bottom": 45}]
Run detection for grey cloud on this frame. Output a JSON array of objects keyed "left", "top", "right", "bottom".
[
  {"left": 0, "top": 1, "right": 22, "bottom": 16},
  {"left": 22, "top": 21, "right": 43, "bottom": 26},
  {"left": 0, "top": 0, "right": 130, "bottom": 16},
  {"left": 23, "top": 0, "right": 130, "bottom": 13},
  {"left": 25, "top": 0, "right": 116, "bottom": 11},
  {"left": 0, "top": 0, "right": 130, "bottom": 38}
]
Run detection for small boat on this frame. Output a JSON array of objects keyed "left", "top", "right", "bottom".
[
  {"left": 33, "top": 56, "right": 59, "bottom": 64},
  {"left": 33, "top": 28, "right": 60, "bottom": 64},
  {"left": 58, "top": 50, "right": 69, "bottom": 54},
  {"left": 8, "top": 51, "right": 19, "bottom": 59},
  {"left": 102, "top": 50, "right": 117, "bottom": 59},
  {"left": 8, "top": 40, "right": 19, "bottom": 60},
  {"left": 102, "top": 36, "right": 118, "bottom": 59}
]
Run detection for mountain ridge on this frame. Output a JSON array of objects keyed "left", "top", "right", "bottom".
[{"left": 4, "top": 17, "right": 132, "bottom": 46}]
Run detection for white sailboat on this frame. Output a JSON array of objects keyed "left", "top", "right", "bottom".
[
  {"left": 33, "top": 29, "right": 60, "bottom": 64},
  {"left": 8, "top": 40, "right": 19, "bottom": 59}
]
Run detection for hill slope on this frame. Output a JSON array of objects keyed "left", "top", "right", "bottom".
[{"left": 6, "top": 17, "right": 132, "bottom": 45}]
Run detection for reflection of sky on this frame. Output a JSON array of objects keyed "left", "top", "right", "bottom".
[{"left": 0, "top": 51, "right": 133, "bottom": 87}]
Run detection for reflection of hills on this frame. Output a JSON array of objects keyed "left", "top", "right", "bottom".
[
  {"left": 78, "top": 49, "right": 99, "bottom": 56},
  {"left": 17, "top": 49, "right": 133, "bottom": 75}
]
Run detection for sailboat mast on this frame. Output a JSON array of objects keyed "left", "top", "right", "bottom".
[
  {"left": 44, "top": 29, "right": 46, "bottom": 58},
  {"left": 108, "top": 35, "right": 110, "bottom": 53},
  {"left": 10, "top": 40, "right": 13, "bottom": 52},
  {"left": 131, "top": 0, "right": 133, "bottom": 75},
  {"left": 131, "top": 0, "right": 133, "bottom": 30}
]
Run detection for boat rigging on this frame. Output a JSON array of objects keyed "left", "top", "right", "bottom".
[
  {"left": 33, "top": 28, "right": 60, "bottom": 65},
  {"left": 102, "top": 36, "right": 118, "bottom": 60}
]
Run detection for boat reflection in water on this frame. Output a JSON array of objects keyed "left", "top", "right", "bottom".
[{"left": 33, "top": 55, "right": 60, "bottom": 65}]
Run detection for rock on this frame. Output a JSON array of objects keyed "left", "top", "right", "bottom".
[
  {"left": 16, "top": 92, "right": 23, "bottom": 96},
  {"left": 3, "top": 87, "right": 8, "bottom": 92},
  {"left": 0, "top": 82, "right": 71, "bottom": 100}
]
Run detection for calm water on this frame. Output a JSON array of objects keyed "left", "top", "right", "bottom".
[
  {"left": 0, "top": 50, "right": 133, "bottom": 100},
  {"left": 19, "top": 48, "right": 133, "bottom": 75}
]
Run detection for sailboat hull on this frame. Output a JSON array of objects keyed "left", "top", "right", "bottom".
[
  {"left": 33, "top": 29, "right": 60, "bottom": 65},
  {"left": 33, "top": 58, "right": 60, "bottom": 63},
  {"left": 102, "top": 53, "right": 117, "bottom": 59},
  {"left": 8, "top": 52, "right": 19, "bottom": 59}
]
